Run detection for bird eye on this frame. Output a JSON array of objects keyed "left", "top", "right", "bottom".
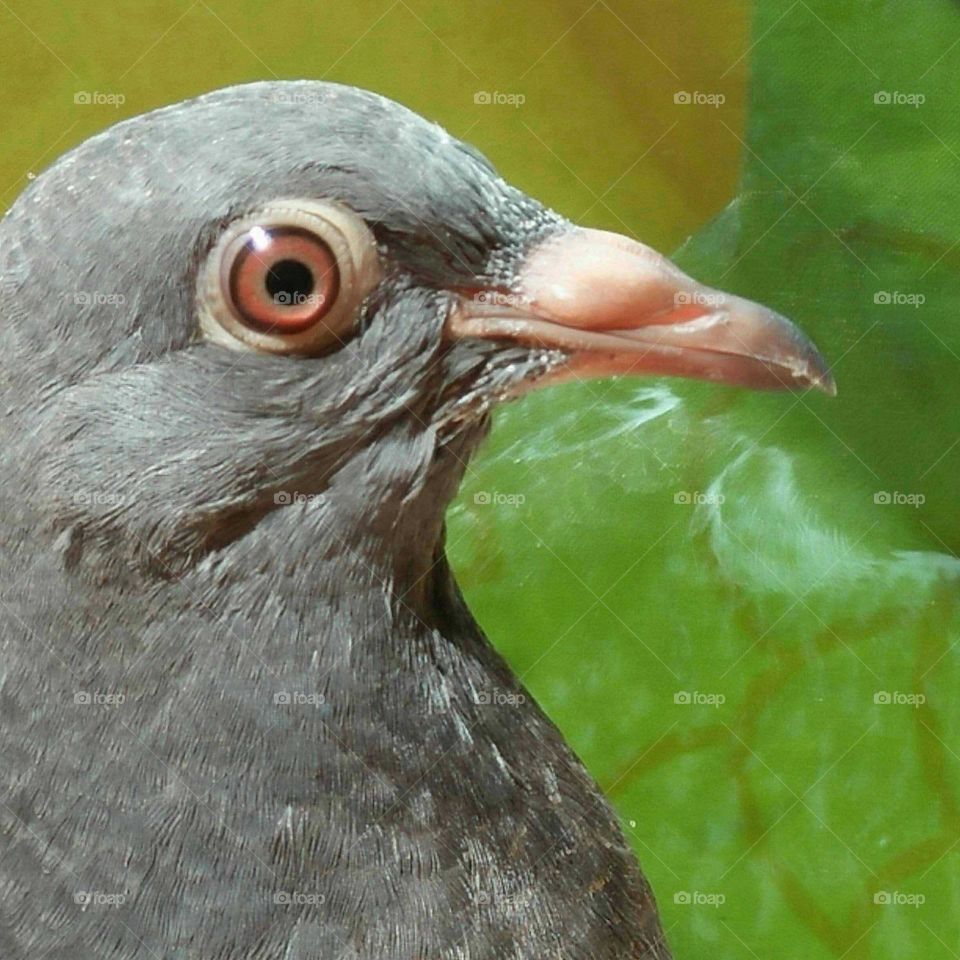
[
  {"left": 198, "top": 200, "right": 380, "bottom": 354},
  {"left": 227, "top": 227, "right": 339, "bottom": 334}
]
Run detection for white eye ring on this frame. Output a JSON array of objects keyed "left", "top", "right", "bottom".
[{"left": 197, "top": 199, "right": 381, "bottom": 355}]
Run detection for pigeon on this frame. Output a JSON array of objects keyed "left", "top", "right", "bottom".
[{"left": 0, "top": 81, "right": 832, "bottom": 960}]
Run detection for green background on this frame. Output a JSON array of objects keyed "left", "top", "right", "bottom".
[{"left": 3, "top": 1, "right": 958, "bottom": 956}]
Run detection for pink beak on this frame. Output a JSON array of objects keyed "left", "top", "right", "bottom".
[{"left": 448, "top": 227, "right": 835, "bottom": 395}]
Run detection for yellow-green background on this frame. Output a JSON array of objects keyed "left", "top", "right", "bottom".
[{"left": 4, "top": 1, "right": 958, "bottom": 957}]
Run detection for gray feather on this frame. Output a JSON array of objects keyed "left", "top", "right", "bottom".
[{"left": 0, "top": 81, "right": 669, "bottom": 958}]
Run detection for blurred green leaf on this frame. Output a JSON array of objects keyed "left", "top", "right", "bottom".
[{"left": 451, "top": 1, "right": 960, "bottom": 957}]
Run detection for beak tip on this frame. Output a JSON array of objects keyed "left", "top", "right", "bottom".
[
  {"left": 803, "top": 363, "right": 837, "bottom": 397},
  {"left": 802, "top": 349, "right": 837, "bottom": 397}
]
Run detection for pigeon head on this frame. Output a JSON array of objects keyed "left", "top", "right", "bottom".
[{"left": 0, "top": 81, "right": 832, "bottom": 585}]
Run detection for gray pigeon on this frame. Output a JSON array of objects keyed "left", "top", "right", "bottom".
[{"left": 0, "top": 82, "right": 832, "bottom": 959}]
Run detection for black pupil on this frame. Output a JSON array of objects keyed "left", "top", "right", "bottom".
[{"left": 265, "top": 259, "right": 314, "bottom": 304}]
